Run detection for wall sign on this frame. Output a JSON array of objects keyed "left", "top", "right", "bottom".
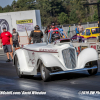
[{"left": 16, "top": 19, "right": 33, "bottom": 32}]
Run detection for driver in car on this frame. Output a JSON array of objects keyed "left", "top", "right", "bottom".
[{"left": 53, "top": 34, "right": 60, "bottom": 42}]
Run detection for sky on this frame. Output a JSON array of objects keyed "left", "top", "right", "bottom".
[{"left": 0, "top": 0, "right": 17, "bottom": 8}]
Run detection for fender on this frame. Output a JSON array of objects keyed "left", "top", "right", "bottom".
[
  {"left": 38, "top": 54, "right": 64, "bottom": 68},
  {"left": 14, "top": 49, "right": 37, "bottom": 75},
  {"left": 77, "top": 48, "right": 98, "bottom": 69}
]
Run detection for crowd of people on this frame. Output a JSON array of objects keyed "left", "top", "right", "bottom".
[{"left": 0, "top": 22, "right": 91, "bottom": 62}]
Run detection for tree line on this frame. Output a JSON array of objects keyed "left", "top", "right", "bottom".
[{"left": 0, "top": 0, "right": 99, "bottom": 26}]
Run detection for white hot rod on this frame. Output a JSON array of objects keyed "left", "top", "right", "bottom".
[{"left": 13, "top": 30, "right": 98, "bottom": 82}]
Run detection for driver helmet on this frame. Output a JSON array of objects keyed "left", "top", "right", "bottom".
[{"left": 53, "top": 34, "right": 60, "bottom": 40}]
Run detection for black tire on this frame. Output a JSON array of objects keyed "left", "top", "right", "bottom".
[
  {"left": 88, "top": 61, "right": 98, "bottom": 75},
  {"left": 15, "top": 55, "right": 23, "bottom": 78},
  {"left": 40, "top": 62, "right": 51, "bottom": 82}
]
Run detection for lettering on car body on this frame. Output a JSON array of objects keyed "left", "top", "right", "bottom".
[{"left": 39, "top": 49, "right": 57, "bottom": 53}]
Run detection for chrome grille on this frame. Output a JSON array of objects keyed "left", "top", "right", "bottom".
[{"left": 62, "top": 48, "right": 76, "bottom": 69}]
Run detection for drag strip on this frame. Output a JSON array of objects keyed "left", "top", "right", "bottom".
[{"left": 0, "top": 50, "right": 100, "bottom": 100}]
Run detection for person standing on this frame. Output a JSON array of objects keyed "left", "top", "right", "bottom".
[
  {"left": 97, "top": 33, "right": 100, "bottom": 42},
  {"left": 44, "top": 25, "right": 50, "bottom": 42},
  {"left": 59, "top": 25, "right": 67, "bottom": 38},
  {"left": 0, "top": 27, "right": 13, "bottom": 62},
  {"left": 29, "top": 25, "right": 43, "bottom": 44},
  {"left": 45, "top": 25, "right": 50, "bottom": 34},
  {"left": 59, "top": 25, "right": 63, "bottom": 32},
  {"left": 75, "top": 26, "right": 79, "bottom": 34},
  {"left": 77, "top": 23, "right": 84, "bottom": 42},
  {"left": 77, "top": 23, "right": 84, "bottom": 33},
  {"left": 12, "top": 28, "right": 20, "bottom": 51}
]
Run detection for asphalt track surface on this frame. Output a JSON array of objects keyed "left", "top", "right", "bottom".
[{"left": 0, "top": 50, "right": 100, "bottom": 100}]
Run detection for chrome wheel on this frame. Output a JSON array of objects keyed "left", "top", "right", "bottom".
[
  {"left": 41, "top": 64, "right": 45, "bottom": 79},
  {"left": 40, "top": 61, "right": 51, "bottom": 82},
  {"left": 17, "top": 60, "right": 20, "bottom": 72}
]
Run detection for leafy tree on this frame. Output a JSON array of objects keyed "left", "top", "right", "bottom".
[
  {"left": 58, "top": 12, "right": 68, "bottom": 24},
  {"left": 3, "top": 5, "right": 12, "bottom": 12},
  {"left": 93, "top": 11, "right": 98, "bottom": 21},
  {"left": 69, "top": 10, "right": 78, "bottom": 24},
  {"left": 0, "top": 6, "right": 3, "bottom": 13},
  {"left": 0, "top": 0, "right": 99, "bottom": 25}
]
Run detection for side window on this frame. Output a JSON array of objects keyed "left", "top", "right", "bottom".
[{"left": 86, "top": 29, "right": 90, "bottom": 35}]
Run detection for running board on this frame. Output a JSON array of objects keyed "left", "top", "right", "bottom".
[{"left": 50, "top": 66, "right": 97, "bottom": 75}]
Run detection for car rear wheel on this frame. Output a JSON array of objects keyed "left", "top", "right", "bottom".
[
  {"left": 88, "top": 61, "right": 98, "bottom": 75},
  {"left": 40, "top": 62, "right": 51, "bottom": 82}
]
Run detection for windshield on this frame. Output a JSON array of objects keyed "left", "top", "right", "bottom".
[{"left": 92, "top": 28, "right": 100, "bottom": 34}]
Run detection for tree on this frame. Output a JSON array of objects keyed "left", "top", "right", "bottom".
[
  {"left": 58, "top": 12, "right": 68, "bottom": 24},
  {"left": 0, "top": 6, "right": 3, "bottom": 13},
  {"left": 3, "top": 5, "right": 12, "bottom": 12},
  {"left": 0, "top": 0, "right": 98, "bottom": 26},
  {"left": 69, "top": 10, "right": 78, "bottom": 24},
  {"left": 93, "top": 11, "right": 98, "bottom": 21}
]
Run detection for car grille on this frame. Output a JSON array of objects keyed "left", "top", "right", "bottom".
[{"left": 62, "top": 48, "right": 76, "bottom": 69}]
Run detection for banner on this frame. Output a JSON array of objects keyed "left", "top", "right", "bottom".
[
  {"left": 16, "top": 19, "right": 33, "bottom": 32},
  {"left": 16, "top": 19, "right": 33, "bottom": 24}
]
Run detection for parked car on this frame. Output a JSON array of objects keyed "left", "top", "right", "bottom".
[
  {"left": 13, "top": 30, "right": 98, "bottom": 82},
  {"left": 71, "top": 27, "right": 100, "bottom": 42},
  {"left": 78, "top": 27, "right": 100, "bottom": 39}
]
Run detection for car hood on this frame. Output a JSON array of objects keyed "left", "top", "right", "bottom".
[{"left": 23, "top": 43, "right": 71, "bottom": 51}]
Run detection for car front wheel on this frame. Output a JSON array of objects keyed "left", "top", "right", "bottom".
[
  {"left": 40, "top": 62, "right": 51, "bottom": 82},
  {"left": 15, "top": 55, "right": 23, "bottom": 78},
  {"left": 88, "top": 61, "right": 98, "bottom": 75}
]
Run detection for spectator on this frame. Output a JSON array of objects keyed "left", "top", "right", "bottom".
[
  {"left": 45, "top": 25, "right": 50, "bottom": 34},
  {"left": 59, "top": 25, "right": 63, "bottom": 32},
  {"left": 29, "top": 25, "right": 43, "bottom": 44},
  {"left": 12, "top": 28, "right": 20, "bottom": 51},
  {"left": 77, "top": 23, "right": 84, "bottom": 42},
  {"left": 77, "top": 23, "right": 84, "bottom": 33},
  {"left": 48, "top": 23, "right": 59, "bottom": 34},
  {"left": 75, "top": 26, "right": 79, "bottom": 34},
  {"left": 0, "top": 27, "right": 13, "bottom": 62},
  {"left": 97, "top": 33, "right": 100, "bottom": 42},
  {"left": 59, "top": 25, "right": 67, "bottom": 38},
  {"left": 44, "top": 25, "right": 50, "bottom": 42}
]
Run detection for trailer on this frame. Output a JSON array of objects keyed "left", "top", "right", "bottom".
[{"left": 0, "top": 10, "right": 41, "bottom": 45}]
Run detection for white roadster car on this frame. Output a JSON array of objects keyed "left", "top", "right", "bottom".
[{"left": 13, "top": 31, "right": 98, "bottom": 82}]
